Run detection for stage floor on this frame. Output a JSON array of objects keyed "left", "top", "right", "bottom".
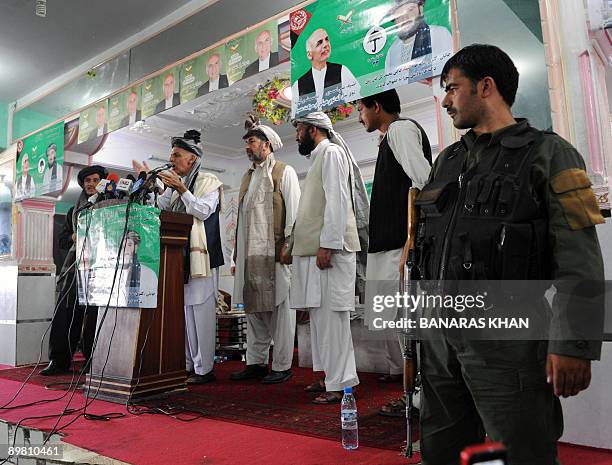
[{"left": 0, "top": 360, "right": 611, "bottom": 465}]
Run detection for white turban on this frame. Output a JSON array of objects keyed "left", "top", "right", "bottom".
[
  {"left": 256, "top": 125, "right": 283, "bottom": 152},
  {"left": 244, "top": 116, "right": 283, "bottom": 152}
]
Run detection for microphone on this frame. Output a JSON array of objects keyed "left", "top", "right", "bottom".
[
  {"left": 104, "top": 173, "right": 120, "bottom": 200},
  {"left": 148, "top": 162, "right": 174, "bottom": 175},
  {"left": 75, "top": 179, "right": 109, "bottom": 213},
  {"left": 130, "top": 171, "right": 148, "bottom": 202},
  {"left": 116, "top": 177, "right": 134, "bottom": 200}
]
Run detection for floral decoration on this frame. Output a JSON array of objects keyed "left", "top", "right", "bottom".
[{"left": 252, "top": 78, "right": 355, "bottom": 126}]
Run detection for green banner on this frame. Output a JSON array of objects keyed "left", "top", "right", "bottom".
[
  {"left": 190, "top": 45, "right": 230, "bottom": 97},
  {"left": 108, "top": 86, "right": 142, "bottom": 132},
  {"left": 180, "top": 58, "right": 206, "bottom": 104},
  {"left": 15, "top": 121, "right": 65, "bottom": 200},
  {"left": 76, "top": 203, "right": 161, "bottom": 308},
  {"left": 142, "top": 66, "right": 180, "bottom": 118},
  {"left": 78, "top": 101, "right": 109, "bottom": 144},
  {"left": 290, "top": 0, "right": 452, "bottom": 117},
  {"left": 229, "top": 20, "right": 280, "bottom": 82}
]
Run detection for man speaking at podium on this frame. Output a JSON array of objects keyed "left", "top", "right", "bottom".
[{"left": 135, "top": 130, "right": 224, "bottom": 384}]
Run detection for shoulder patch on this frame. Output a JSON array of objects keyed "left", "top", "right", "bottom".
[{"left": 551, "top": 169, "right": 604, "bottom": 230}]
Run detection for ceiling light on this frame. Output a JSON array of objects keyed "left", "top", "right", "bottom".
[{"left": 35, "top": 0, "right": 47, "bottom": 17}]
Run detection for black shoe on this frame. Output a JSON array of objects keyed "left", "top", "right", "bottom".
[
  {"left": 230, "top": 364, "right": 268, "bottom": 381},
  {"left": 186, "top": 371, "right": 215, "bottom": 384},
  {"left": 39, "top": 361, "right": 70, "bottom": 376},
  {"left": 261, "top": 369, "right": 292, "bottom": 384}
]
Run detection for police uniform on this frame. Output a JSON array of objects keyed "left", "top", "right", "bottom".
[{"left": 416, "top": 119, "right": 605, "bottom": 465}]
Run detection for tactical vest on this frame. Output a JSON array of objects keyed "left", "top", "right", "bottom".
[
  {"left": 415, "top": 126, "right": 551, "bottom": 282},
  {"left": 369, "top": 119, "right": 432, "bottom": 253},
  {"left": 297, "top": 62, "right": 342, "bottom": 96},
  {"left": 238, "top": 160, "right": 287, "bottom": 262}
]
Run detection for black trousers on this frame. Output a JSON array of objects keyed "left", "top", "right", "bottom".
[{"left": 48, "top": 256, "right": 98, "bottom": 367}]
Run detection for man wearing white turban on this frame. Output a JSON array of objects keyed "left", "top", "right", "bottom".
[
  {"left": 286, "top": 112, "right": 369, "bottom": 403},
  {"left": 230, "top": 116, "right": 301, "bottom": 384}
]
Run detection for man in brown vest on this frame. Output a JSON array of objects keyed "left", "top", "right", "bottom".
[{"left": 230, "top": 116, "right": 300, "bottom": 384}]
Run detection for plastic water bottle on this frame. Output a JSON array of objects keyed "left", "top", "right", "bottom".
[{"left": 341, "top": 386, "right": 358, "bottom": 450}]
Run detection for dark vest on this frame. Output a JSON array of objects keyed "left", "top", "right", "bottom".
[
  {"left": 412, "top": 23, "right": 432, "bottom": 59},
  {"left": 415, "top": 125, "right": 551, "bottom": 283},
  {"left": 369, "top": 119, "right": 432, "bottom": 253},
  {"left": 204, "top": 203, "right": 224, "bottom": 270},
  {"left": 297, "top": 62, "right": 342, "bottom": 96}
]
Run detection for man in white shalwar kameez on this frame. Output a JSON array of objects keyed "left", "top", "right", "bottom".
[
  {"left": 134, "top": 130, "right": 224, "bottom": 385},
  {"left": 286, "top": 112, "right": 369, "bottom": 404},
  {"left": 230, "top": 117, "right": 300, "bottom": 384},
  {"left": 357, "top": 89, "right": 431, "bottom": 416}
]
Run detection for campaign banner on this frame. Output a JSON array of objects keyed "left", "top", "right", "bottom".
[
  {"left": 187, "top": 46, "right": 230, "bottom": 99},
  {"left": 180, "top": 58, "right": 206, "bottom": 104},
  {"left": 14, "top": 121, "right": 65, "bottom": 200},
  {"left": 76, "top": 204, "right": 161, "bottom": 309},
  {"left": 142, "top": 66, "right": 180, "bottom": 118},
  {"left": 290, "top": 0, "right": 452, "bottom": 117},
  {"left": 78, "top": 100, "right": 109, "bottom": 144},
  {"left": 107, "top": 86, "right": 142, "bottom": 132},
  {"left": 229, "top": 20, "right": 280, "bottom": 82}
]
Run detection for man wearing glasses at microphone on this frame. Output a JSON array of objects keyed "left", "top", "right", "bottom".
[{"left": 133, "top": 129, "right": 224, "bottom": 384}]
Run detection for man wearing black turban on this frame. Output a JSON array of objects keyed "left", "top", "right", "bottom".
[{"left": 41, "top": 165, "right": 107, "bottom": 375}]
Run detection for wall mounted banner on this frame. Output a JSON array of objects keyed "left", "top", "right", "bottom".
[
  {"left": 78, "top": 100, "right": 109, "bottom": 144},
  {"left": 15, "top": 121, "right": 65, "bottom": 200},
  {"left": 76, "top": 204, "right": 161, "bottom": 309},
  {"left": 180, "top": 57, "right": 207, "bottom": 104},
  {"left": 290, "top": 0, "right": 452, "bottom": 117},
  {"left": 142, "top": 66, "right": 181, "bottom": 119},
  {"left": 191, "top": 46, "right": 230, "bottom": 98},
  {"left": 229, "top": 20, "right": 281, "bottom": 82},
  {"left": 107, "top": 86, "right": 142, "bottom": 132}
]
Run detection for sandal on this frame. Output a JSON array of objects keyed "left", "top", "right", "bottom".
[
  {"left": 312, "top": 391, "right": 343, "bottom": 404},
  {"left": 377, "top": 374, "right": 402, "bottom": 383},
  {"left": 379, "top": 396, "right": 409, "bottom": 418},
  {"left": 304, "top": 379, "right": 326, "bottom": 393}
]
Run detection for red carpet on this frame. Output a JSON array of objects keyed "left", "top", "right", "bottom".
[
  {"left": 0, "top": 362, "right": 611, "bottom": 465},
  {"left": 0, "top": 360, "right": 416, "bottom": 453}
]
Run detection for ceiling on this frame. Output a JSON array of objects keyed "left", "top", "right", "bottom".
[
  {"left": 0, "top": 0, "right": 196, "bottom": 103},
  {"left": 93, "top": 62, "right": 436, "bottom": 171}
]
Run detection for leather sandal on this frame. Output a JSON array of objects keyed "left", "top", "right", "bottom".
[
  {"left": 312, "top": 391, "right": 343, "bottom": 404},
  {"left": 377, "top": 373, "right": 403, "bottom": 383},
  {"left": 304, "top": 379, "right": 326, "bottom": 393}
]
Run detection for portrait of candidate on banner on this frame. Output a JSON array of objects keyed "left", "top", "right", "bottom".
[
  {"left": 108, "top": 86, "right": 142, "bottom": 132},
  {"left": 77, "top": 204, "right": 160, "bottom": 309},
  {"left": 290, "top": 0, "right": 452, "bottom": 117},
  {"left": 196, "top": 46, "right": 229, "bottom": 97},
  {"left": 78, "top": 101, "right": 109, "bottom": 144},
  {"left": 15, "top": 122, "right": 65, "bottom": 200},
  {"left": 382, "top": 0, "right": 453, "bottom": 90},
  {"left": 241, "top": 22, "right": 280, "bottom": 79}
]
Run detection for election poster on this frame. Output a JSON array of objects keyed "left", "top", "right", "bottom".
[
  {"left": 107, "top": 86, "right": 142, "bottom": 132},
  {"left": 78, "top": 100, "right": 109, "bottom": 144},
  {"left": 14, "top": 121, "right": 65, "bottom": 200},
  {"left": 290, "top": 0, "right": 452, "bottom": 117},
  {"left": 76, "top": 204, "right": 161, "bottom": 309}
]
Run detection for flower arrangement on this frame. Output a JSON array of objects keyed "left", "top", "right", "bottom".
[
  {"left": 253, "top": 77, "right": 290, "bottom": 126},
  {"left": 253, "top": 78, "right": 355, "bottom": 125}
]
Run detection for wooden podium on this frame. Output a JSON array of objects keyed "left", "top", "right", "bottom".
[{"left": 86, "top": 211, "right": 193, "bottom": 404}]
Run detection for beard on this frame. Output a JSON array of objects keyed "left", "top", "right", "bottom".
[
  {"left": 298, "top": 132, "right": 316, "bottom": 156},
  {"left": 397, "top": 15, "right": 425, "bottom": 41}
]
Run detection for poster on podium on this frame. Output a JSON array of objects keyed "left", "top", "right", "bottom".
[{"left": 76, "top": 204, "right": 161, "bottom": 308}]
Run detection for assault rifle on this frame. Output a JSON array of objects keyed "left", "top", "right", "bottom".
[{"left": 398, "top": 187, "right": 420, "bottom": 457}]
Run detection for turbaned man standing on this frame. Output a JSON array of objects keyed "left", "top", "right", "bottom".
[
  {"left": 231, "top": 116, "right": 301, "bottom": 384},
  {"left": 286, "top": 112, "right": 369, "bottom": 404}
]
